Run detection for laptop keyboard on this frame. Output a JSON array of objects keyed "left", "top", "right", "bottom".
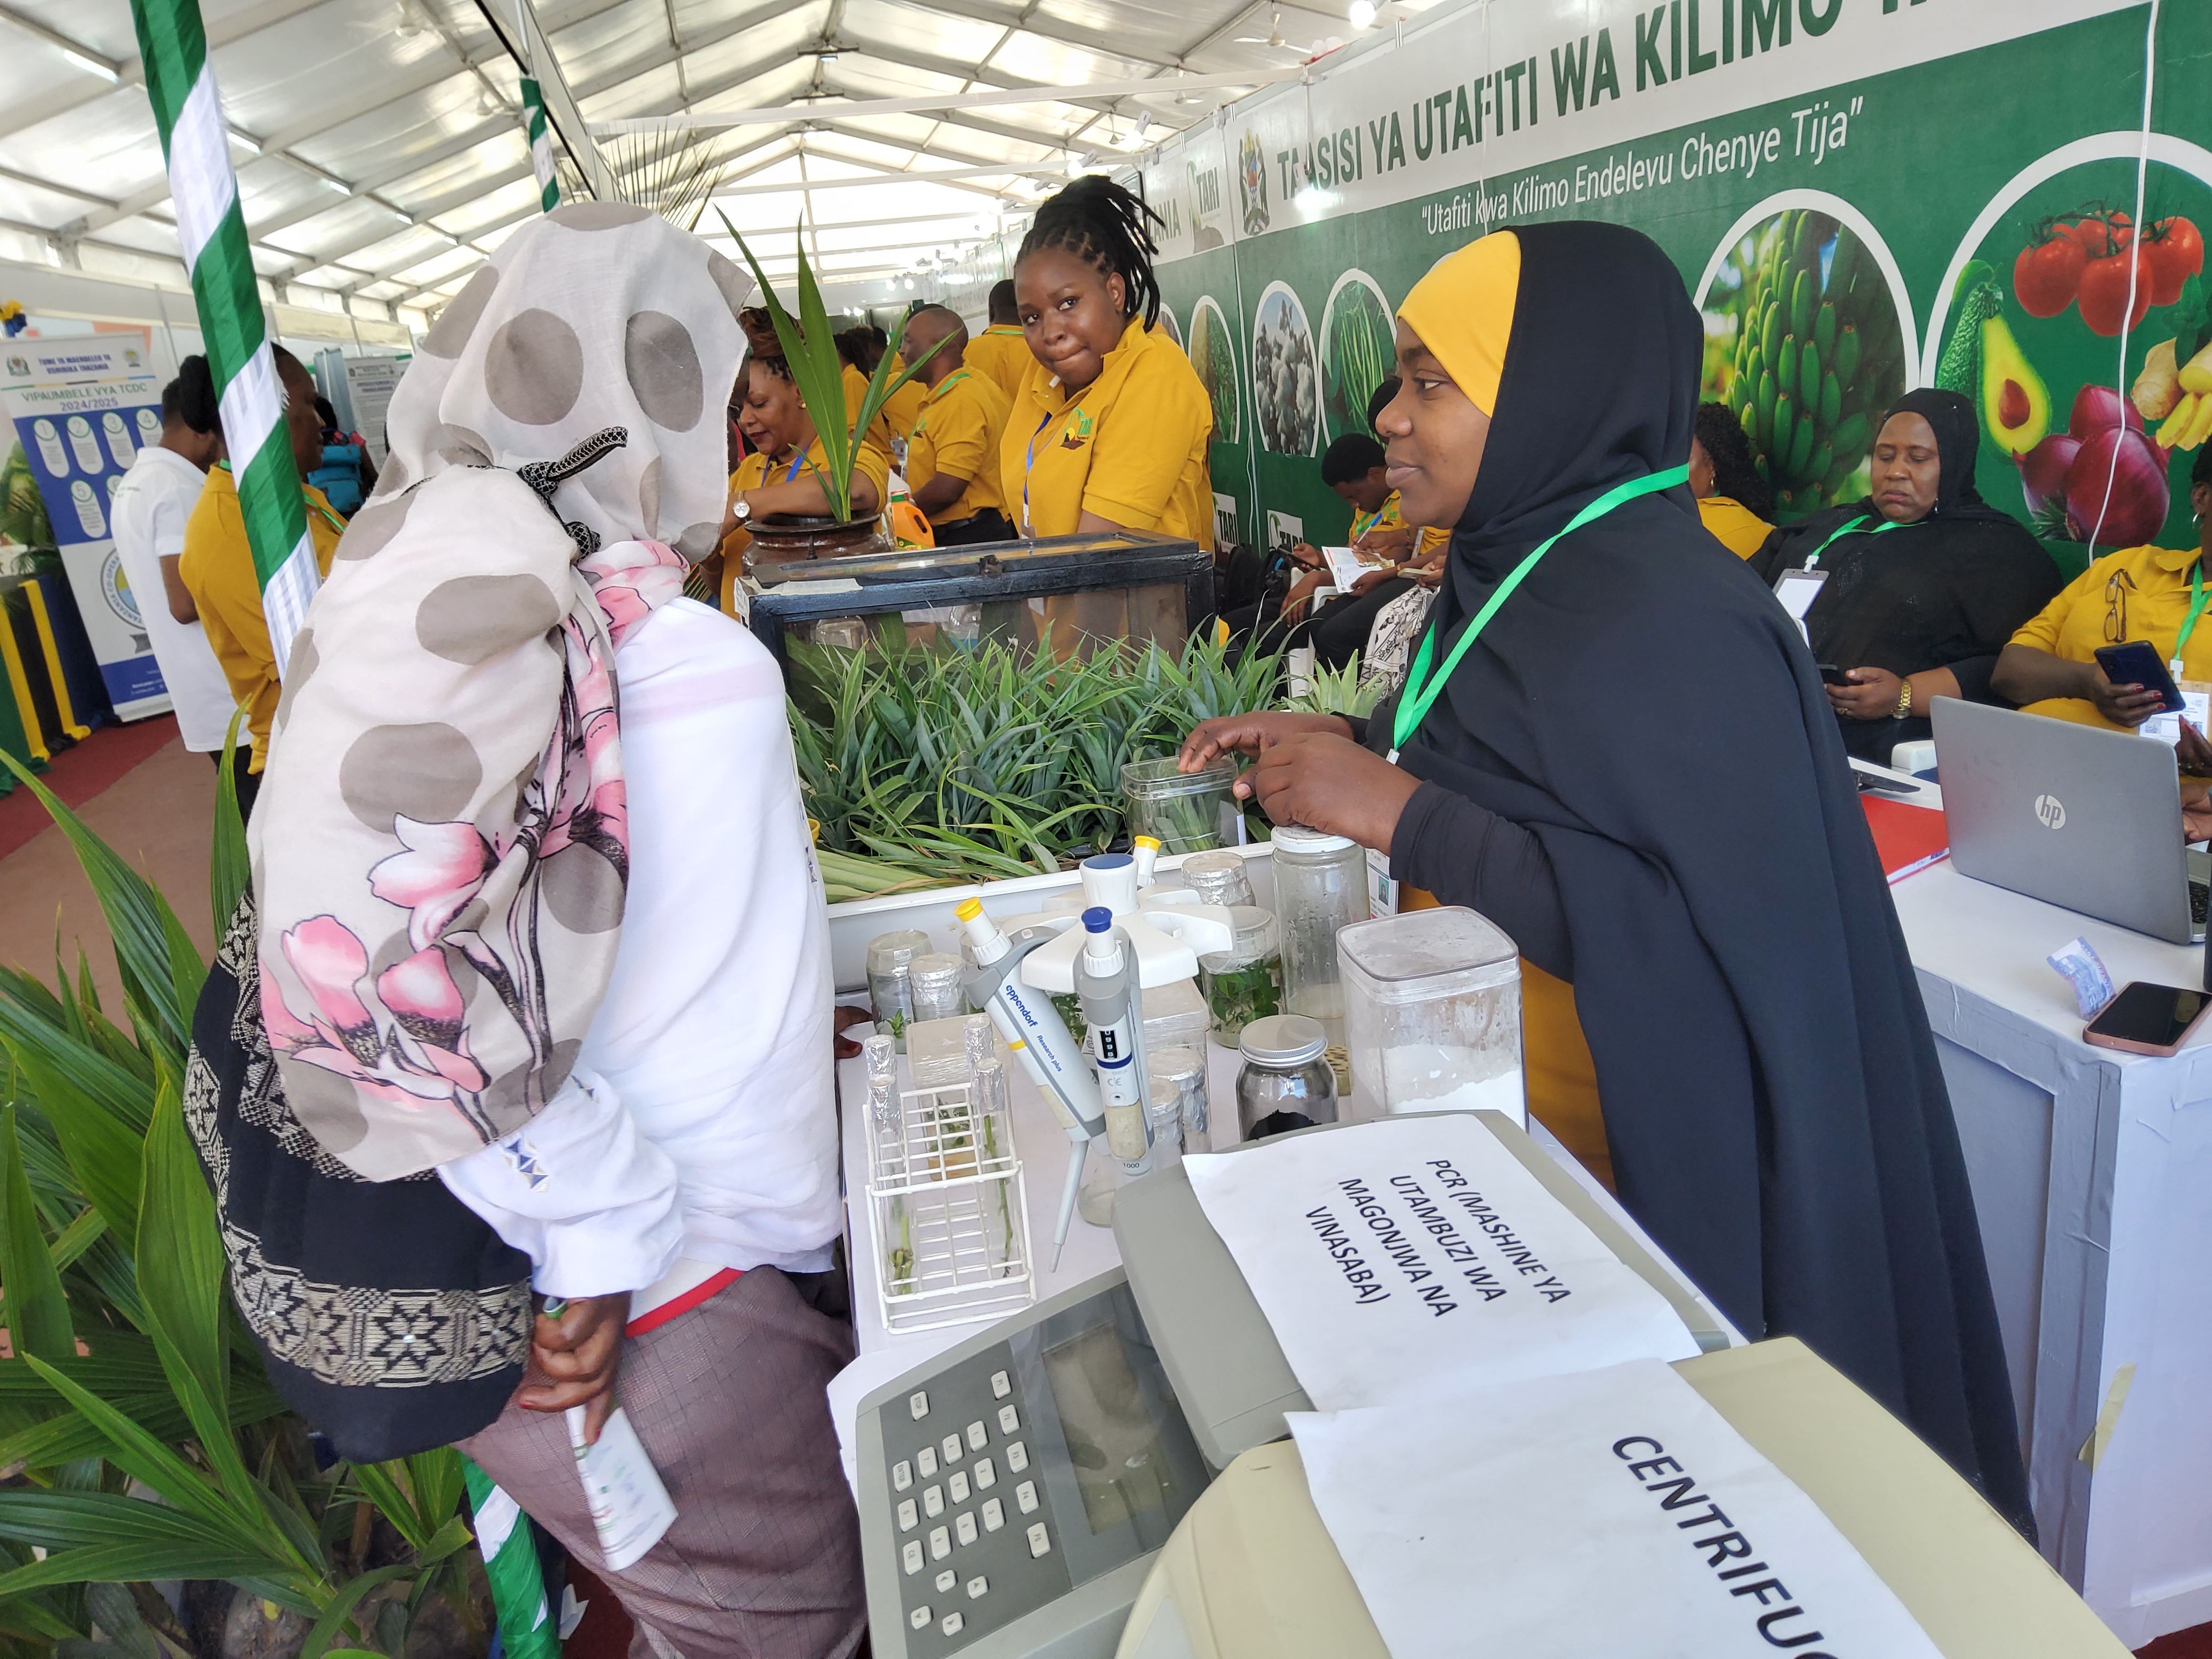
[{"left": 2193, "top": 880, "right": 2208, "bottom": 926}]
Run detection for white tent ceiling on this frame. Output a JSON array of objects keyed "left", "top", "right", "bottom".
[{"left": 0, "top": 0, "right": 1409, "bottom": 331}]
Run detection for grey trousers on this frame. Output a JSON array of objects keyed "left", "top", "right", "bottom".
[{"left": 459, "top": 1267, "right": 866, "bottom": 1659}]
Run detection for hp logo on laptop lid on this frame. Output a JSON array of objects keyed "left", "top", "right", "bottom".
[{"left": 2035, "top": 794, "right": 2067, "bottom": 830}]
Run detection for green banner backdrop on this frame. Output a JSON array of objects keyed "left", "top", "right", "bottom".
[{"left": 1142, "top": 0, "right": 2211, "bottom": 574}]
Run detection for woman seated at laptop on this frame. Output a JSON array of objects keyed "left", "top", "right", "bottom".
[
  {"left": 1991, "top": 447, "right": 2212, "bottom": 735},
  {"left": 1750, "top": 388, "right": 2062, "bottom": 762}
]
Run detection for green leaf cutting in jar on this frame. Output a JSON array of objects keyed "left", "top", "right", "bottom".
[{"left": 1205, "top": 959, "right": 1282, "bottom": 1033}]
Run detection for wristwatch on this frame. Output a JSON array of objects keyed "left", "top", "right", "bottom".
[{"left": 1893, "top": 677, "right": 1914, "bottom": 719}]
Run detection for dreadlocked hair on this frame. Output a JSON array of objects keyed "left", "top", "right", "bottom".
[{"left": 1016, "top": 175, "right": 1164, "bottom": 328}]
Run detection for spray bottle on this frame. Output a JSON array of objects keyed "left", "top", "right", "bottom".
[
  {"left": 960, "top": 897, "right": 1105, "bottom": 1268},
  {"left": 1074, "top": 908, "right": 1153, "bottom": 1180}
]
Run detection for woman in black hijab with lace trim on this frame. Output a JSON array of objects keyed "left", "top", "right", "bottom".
[
  {"left": 1179, "top": 223, "right": 2030, "bottom": 1529},
  {"left": 1751, "top": 387, "right": 2062, "bottom": 760}
]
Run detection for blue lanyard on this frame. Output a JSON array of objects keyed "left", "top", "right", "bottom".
[
  {"left": 783, "top": 447, "right": 805, "bottom": 483},
  {"left": 1021, "top": 412, "right": 1052, "bottom": 535},
  {"left": 1020, "top": 402, "right": 1092, "bottom": 535}
]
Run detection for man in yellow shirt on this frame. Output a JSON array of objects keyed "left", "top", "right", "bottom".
[
  {"left": 179, "top": 346, "right": 345, "bottom": 814},
  {"left": 898, "top": 305, "right": 1015, "bottom": 546},
  {"left": 961, "top": 280, "right": 1033, "bottom": 407},
  {"left": 1991, "top": 453, "right": 2212, "bottom": 730}
]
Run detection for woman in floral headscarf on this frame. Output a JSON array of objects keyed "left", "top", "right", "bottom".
[{"left": 185, "top": 203, "right": 865, "bottom": 1657}]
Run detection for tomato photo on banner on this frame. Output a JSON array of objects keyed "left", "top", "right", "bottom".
[{"left": 1933, "top": 152, "right": 2212, "bottom": 578}]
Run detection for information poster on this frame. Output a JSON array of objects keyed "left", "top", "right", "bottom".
[
  {"left": 345, "top": 355, "right": 407, "bottom": 465},
  {"left": 3, "top": 339, "right": 170, "bottom": 719}
]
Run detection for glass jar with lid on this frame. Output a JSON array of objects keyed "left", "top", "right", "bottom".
[
  {"left": 1236, "top": 1014, "right": 1339, "bottom": 1141},
  {"left": 1199, "top": 905, "right": 1282, "bottom": 1043},
  {"left": 1268, "top": 825, "right": 1370, "bottom": 1053},
  {"left": 1178, "top": 848, "right": 1257, "bottom": 909},
  {"left": 864, "top": 928, "right": 930, "bottom": 1050},
  {"left": 1337, "top": 905, "right": 1524, "bottom": 1124},
  {"left": 908, "top": 952, "right": 967, "bottom": 1023}
]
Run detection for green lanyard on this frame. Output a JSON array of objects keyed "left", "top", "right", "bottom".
[
  {"left": 2172, "top": 562, "right": 2210, "bottom": 675},
  {"left": 1803, "top": 512, "right": 1908, "bottom": 570},
  {"left": 1390, "top": 465, "right": 1689, "bottom": 758},
  {"left": 218, "top": 459, "right": 347, "bottom": 539}
]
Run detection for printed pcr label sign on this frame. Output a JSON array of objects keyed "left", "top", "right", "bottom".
[{"left": 1183, "top": 1114, "right": 1699, "bottom": 1413}]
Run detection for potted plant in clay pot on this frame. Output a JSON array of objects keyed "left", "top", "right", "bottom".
[{"left": 720, "top": 211, "right": 949, "bottom": 566}]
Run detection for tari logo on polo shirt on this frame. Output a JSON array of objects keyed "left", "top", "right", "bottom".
[{"left": 2035, "top": 794, "right": 2068, "bottom": 830}]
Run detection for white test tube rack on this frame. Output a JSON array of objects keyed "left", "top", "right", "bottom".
[{"left": 867, "top": 1079, "right": 1035, "bottom": 1335}]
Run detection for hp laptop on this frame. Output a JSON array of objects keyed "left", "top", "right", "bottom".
[{"left": 1933, "top": 699, "right": 2209, "bottom": 945}]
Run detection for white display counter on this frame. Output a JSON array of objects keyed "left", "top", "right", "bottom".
[
  {"left": 824, "top": 789, "right": 2211, "bottom": 1646},
  {"left": 1890, "top": 856, "right": 2212, "bottom": 1648}
]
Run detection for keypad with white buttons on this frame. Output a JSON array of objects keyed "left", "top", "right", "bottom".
[{"left": 875, "top": 1340, "right": 1067, "bottom": 1655}]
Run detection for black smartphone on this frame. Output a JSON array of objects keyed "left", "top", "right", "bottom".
[
  {"left": 2093, "top": 640, "right": 2186, "bottom": 712},
  {"left": 2083, "top": 981, "right": 2212, "bottom": 1056},
  {"left": 1817, "top": 663, "right": 1851, "bottom": 687}
]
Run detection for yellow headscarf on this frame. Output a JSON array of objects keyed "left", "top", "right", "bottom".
[{"left": 1396, "top": 231, "right": 1520, "bottom": 417}]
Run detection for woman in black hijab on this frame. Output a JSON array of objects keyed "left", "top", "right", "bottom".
[
  {"left": 1180, "top": 222, "right": 2030, "bottom": 1526},
  {"left": 1751, "top": 388, "right": 2062, "bottom": 760}
]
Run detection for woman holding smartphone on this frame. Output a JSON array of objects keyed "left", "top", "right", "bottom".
[{"left": 1180, "top": 223, "right": 2029, "bottom": 1529}]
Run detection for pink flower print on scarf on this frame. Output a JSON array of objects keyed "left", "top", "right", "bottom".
[
  {"left": 580, "top": 539, "right": 685, "bottom": 648},
  {"left": 263, "top": 917, "right": 492, "bottom": 1131},
  {"left": 370, "top": 818, "right": 499, "bottom": 953}
]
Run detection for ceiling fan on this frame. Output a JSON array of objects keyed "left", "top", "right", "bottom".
[{"left": 1234, "top": 5, "right": 1302, "bottom": 52}]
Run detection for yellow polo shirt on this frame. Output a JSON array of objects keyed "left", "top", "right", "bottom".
[
  {"left": 2011, "top": 543, "right": 2210, "bottom": 729},
  {"left": 880, "top": 357, "right": 926, "bottom": 442},
  {"left": 178, "top": 463, "right": 343, "bottom": 772},
  {"left": 963, "top": 324, "right": 1033, "bottom": 406},
  {"left": 907, "top": 367, "right": 1012, "bottom": 527},
  {"left": 841, "top": 364, "right": 898, "bottom": 449},
  {"left": 1351, "top": 491, "right": 1449, "bottom": 559},
  {"left": 1698, "top": 494, "right": 1776, "bottom": 559},
  {"left": 1002, "top": 316, "right": 1213, "bottom": 542},
  {"left": 717, "top": 436, "right": 892, "bottom": 614}
]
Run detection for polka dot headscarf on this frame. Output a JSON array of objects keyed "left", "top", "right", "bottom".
[{"left": 246, "top": 206, "right": 754, "bottom": 1180}]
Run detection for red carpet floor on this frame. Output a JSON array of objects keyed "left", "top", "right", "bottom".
[
  {"left": 2143, "top": 1626, "right": 2212, "bottom": 1657},
  {"left": 0, "top": 714, "right": 182, "bottom": 861}
]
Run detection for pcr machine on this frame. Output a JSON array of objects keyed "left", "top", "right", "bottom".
[{"left": 850, "top": 1113, "right": 2127, "bottom": 1659}]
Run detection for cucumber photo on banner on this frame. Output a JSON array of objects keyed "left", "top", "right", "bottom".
[{"left": 125, "top": 0, "right": 317, "bottom": 674}]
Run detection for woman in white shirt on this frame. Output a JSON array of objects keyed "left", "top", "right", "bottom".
[
  {"left": 108, "top": 361, "right": 236, "bottom": 765},
  {"left": 185, "top": 205, "right": 863, "bottom": 1657}
]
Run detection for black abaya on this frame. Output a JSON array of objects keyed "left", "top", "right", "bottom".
[
  {"left": 1373, "top": 222, "right": 2029, "bottom": 1523},
  {"left": 1750, "top": 389, "right": 2062, "bottom": 760}
]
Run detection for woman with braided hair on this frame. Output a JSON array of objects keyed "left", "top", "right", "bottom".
[
  {"left": 1688, "top": 400, "right": 1775, "bottom": 558},
  {"left": 1003, "top": 176, "right": 1213, "bottom": 646}
]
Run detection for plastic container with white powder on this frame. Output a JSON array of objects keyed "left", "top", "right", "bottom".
[{"left": 1337, "top": 905, "right": 1524, "bottom": 1126}]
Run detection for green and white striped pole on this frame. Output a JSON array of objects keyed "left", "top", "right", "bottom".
[
  {"left": 521, "top": 79, "right": 560, "bottom": 213},
  {"left": 125, "top": 0, "right": 318, "bottom": 673},
  {"left": 462, "top": 1456, "right": 562, "bottom": 1659}
]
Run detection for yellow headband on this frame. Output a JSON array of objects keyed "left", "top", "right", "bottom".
[{"left": 1395, "top": 230, "right": 1520, "bottom": 417}]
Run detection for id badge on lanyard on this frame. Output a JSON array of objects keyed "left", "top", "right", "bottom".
[
  {"left": 1773, "top": 567, "right": 1827, "bottom": 642},
  {"left": 1366, "top": 846, "right": 1399, "bottom": 916}
]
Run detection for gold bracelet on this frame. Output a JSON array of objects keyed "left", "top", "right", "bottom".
[{"left": 1894, "top": 678, "right": 1915, "bottom": 720}]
